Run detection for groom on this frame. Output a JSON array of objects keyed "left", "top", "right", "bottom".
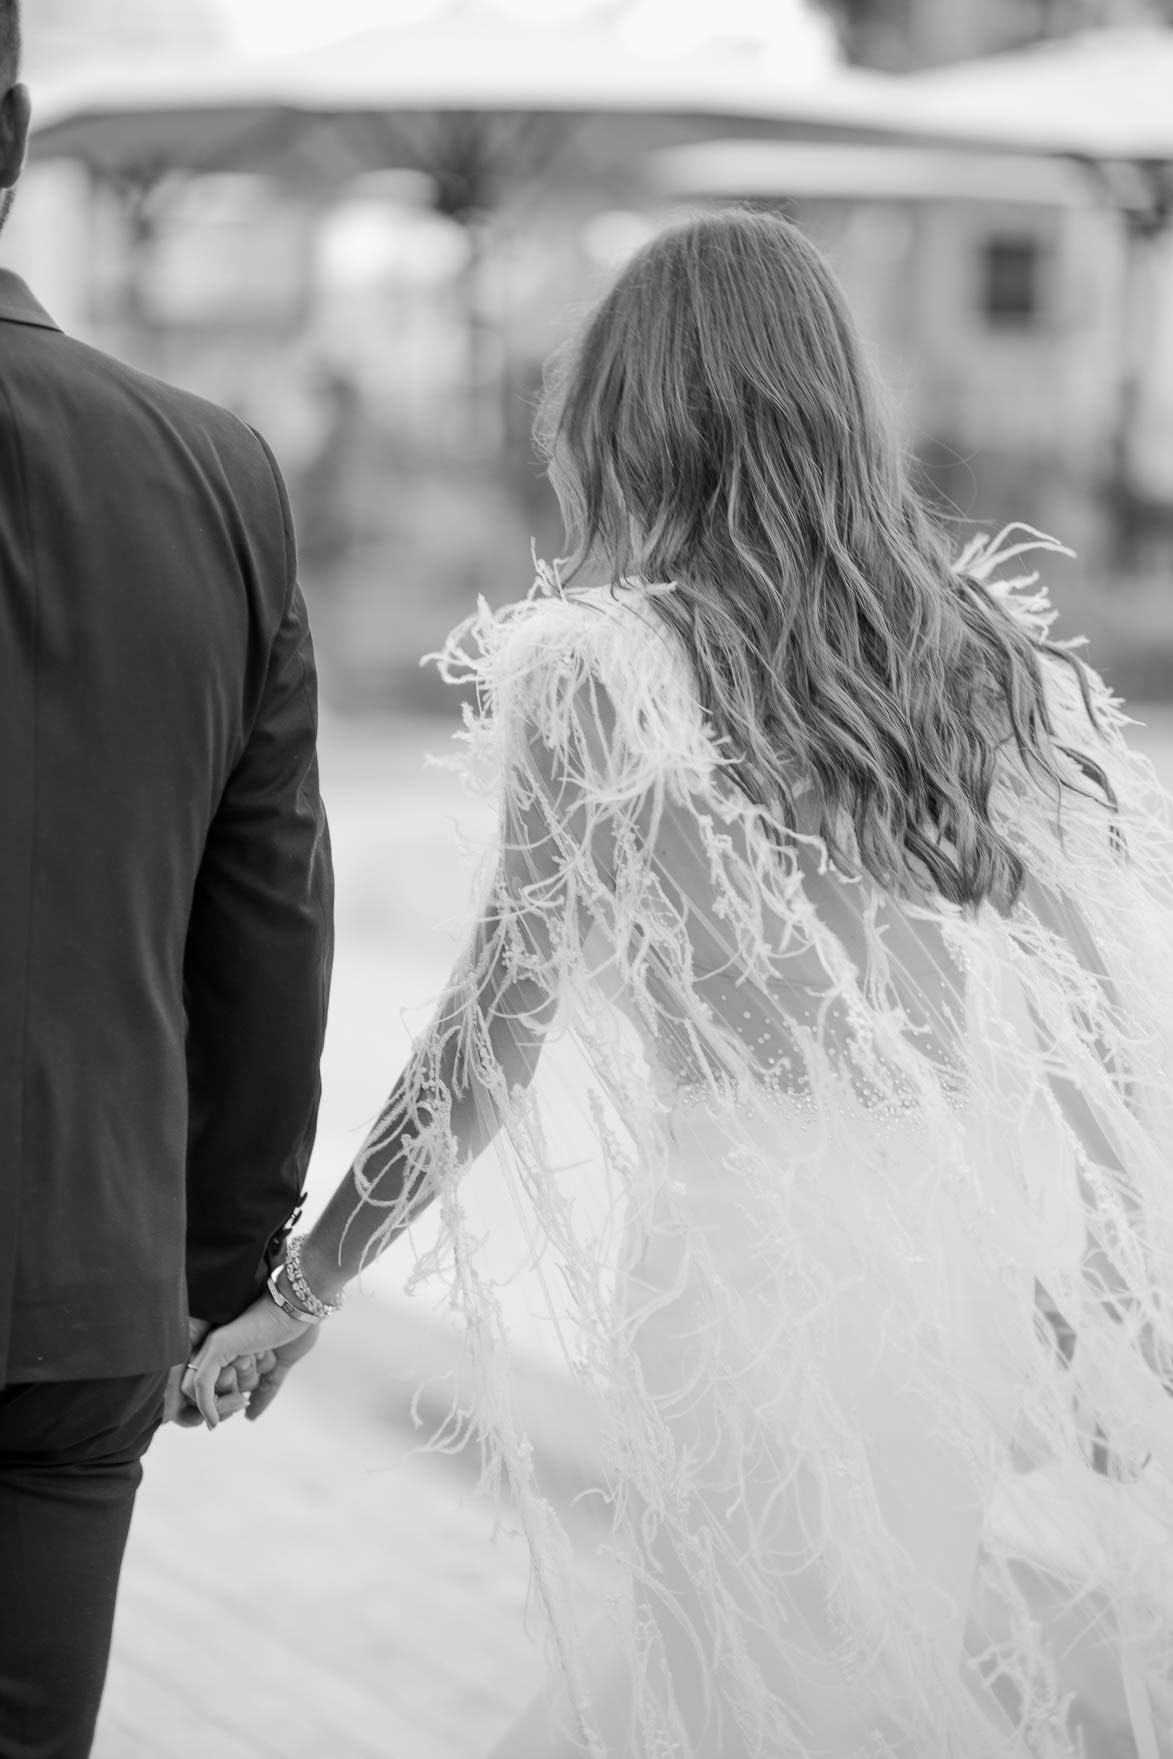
[{"left": 0, "top": 12, "right": 334, "bottom": 1758}]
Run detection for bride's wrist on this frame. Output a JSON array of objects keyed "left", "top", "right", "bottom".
[
  {"left": 284, "top": 1232, "right": 346, "bottom": 1316},
  {"left": 266, "top": 1265, "right": 320, "bottom": 1326}
]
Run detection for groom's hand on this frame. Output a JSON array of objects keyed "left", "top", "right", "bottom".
[{"left": 163, "top": 1317, "right": 209, "bottom": 1426}]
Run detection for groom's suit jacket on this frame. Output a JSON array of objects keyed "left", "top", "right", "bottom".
[{"left": 0, "top": 272, "right": 334, "bottom": 1386}]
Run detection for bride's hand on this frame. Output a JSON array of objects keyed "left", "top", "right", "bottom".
[{"left": 185, "top": 1292, "right": 320, "bottom": 1428}]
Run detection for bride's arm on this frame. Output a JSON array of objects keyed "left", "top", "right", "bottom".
[
  {"left": 185, "top": 686, "right": 626, "bottom": 1420},
  {"left": 186, "top": 876, "right": 571, "bottom": 1423},
  {"left": 186, "top": 864, "right": 561, "bottom": 1421},
  {"left": 307, "top": 681, "right": 614, "bottom": 1298},
  {"left": 299, "top": 868, "right": 565, "bottom": 1305}
]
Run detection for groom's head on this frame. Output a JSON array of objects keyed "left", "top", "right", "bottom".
[{"left": 0, "top": 0, "right": 29, "bottom": 238}]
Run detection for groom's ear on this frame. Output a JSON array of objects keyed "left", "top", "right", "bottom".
[{"left": 0, "top": 81, "right": 30, "bottom": 190}]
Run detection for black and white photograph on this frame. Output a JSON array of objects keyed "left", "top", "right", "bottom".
[{"left": 3, "top": 1, "right": 1173, "bottom": 1755}]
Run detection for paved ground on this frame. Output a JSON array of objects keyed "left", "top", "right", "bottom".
[
  {"left": 94, "top": 1296, "right": 615, "bottom": 1759},
  {"left": 92, "top": 707, "right": 1173, "bottom": 1759},
  {"left": 96, "top": 1349, "right": 534, "bottom": 1759}
]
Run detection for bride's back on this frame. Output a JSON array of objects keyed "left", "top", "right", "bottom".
[
  {"left": 423, "top": 210, "right": 1173, "bottom": 1758},
  {"left": 554, "top": 578, "right": 1119, "bottom": 1123}
]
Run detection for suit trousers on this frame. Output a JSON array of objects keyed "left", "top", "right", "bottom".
[{"left": 0, "top": 1372, "right": 169, "bottom": 1759}]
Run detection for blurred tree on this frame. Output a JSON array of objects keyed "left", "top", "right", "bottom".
[
  {"left": 820, "top": 0, "right": 1172, "bottom": 68},
  {"left": 23, "top": 0, "right": 228, "bottom": 376},
  {"left": 818, "top": 0, "right": 913, "bottom": 67}
]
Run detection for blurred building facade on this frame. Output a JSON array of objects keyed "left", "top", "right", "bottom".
[
  {"left": 8, "top": 0, "right": 1173, "bottom": 704},
  {"left": 825, "top": 0, "right": 1173, "bottom": 692}
]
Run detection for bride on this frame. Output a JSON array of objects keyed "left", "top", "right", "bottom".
[{"left": 190, "top": 210, "right": 1173, "bottom": 1757}]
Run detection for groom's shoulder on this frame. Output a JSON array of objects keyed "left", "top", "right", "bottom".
[
  {"left": 64, "top": 332, "right": 261, "bottom": 456},
  {"left": 0, "top": 319, "right": 274, "bottom": 494}
]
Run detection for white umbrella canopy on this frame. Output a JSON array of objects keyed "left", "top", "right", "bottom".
[
  {"left": 215, "top": 12, "right": 893, "bottom": 121},
  {"left": 899, "top": 28, "right": 1173, "bottom": 168},
  {"left": 28, "top": 11, "right": 1013, "bottom": 190},
  {"left": 29, "top": 55, "right": 407, "bottom": 189},
  {"left": 647, "top": 139, "right": 1093, "bottom": 207}
]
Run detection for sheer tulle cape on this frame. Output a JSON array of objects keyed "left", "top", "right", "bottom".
[{"left": 351, "top": 534, "right": 1173, "bottom": 1757}]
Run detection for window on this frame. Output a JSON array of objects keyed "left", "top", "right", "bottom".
[{"left": 978, "top": 234, "right": 1045, "bottom": 329}]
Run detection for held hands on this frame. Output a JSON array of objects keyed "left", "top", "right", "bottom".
[
  {"left": 170, "top": 1239, "right": 340, "bottom": 1429},
  {"left": 163, "top": 1314, "right": 275, "bottom": 1428},
  {"left": 184, "top": 1289, "right": 321, "bottom": 1428},
  {"left": 166, "top": 1351, "right": 271, "bottom": 1427}
]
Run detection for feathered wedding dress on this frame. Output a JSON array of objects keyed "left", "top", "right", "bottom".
[{"left": 356, "top": 534, "right": 1173, "bottom": 1758}]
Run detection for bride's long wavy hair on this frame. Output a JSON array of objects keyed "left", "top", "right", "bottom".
[{"left": 537, "top": 209, "right": 1114, "bottom": 911}]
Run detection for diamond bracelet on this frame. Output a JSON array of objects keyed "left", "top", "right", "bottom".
[{"left": 282, "top": 1233, "right": 345, "bottom": 1321}]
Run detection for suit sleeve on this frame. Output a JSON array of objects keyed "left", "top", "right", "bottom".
[{"left": 183, "top": 438, "right": 335, "bottom": 1324}]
